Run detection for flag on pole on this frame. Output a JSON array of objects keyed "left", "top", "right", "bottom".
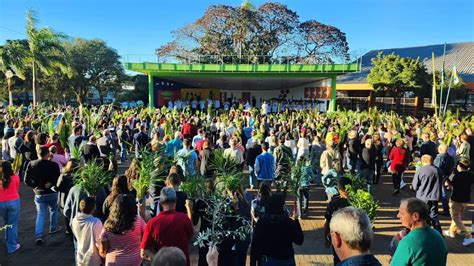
[
  {"left": 431, "top": 52, "right": 437, "bottom": 111},
  {"left": 452, "top": 65, "right": 459, "bottom": 85}
]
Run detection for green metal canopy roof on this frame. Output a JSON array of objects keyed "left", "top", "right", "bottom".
[
  {"left": 124, "top": 62, "right": 360, "bottom": 111},
  {"left": 125, "top": 62, "right": 359, "bottom": 77}
]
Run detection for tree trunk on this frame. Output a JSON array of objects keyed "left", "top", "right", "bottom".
[
  {"left": 8, "top": 88, "right": 13, "bottom": 106},
  {"left": 32, "top": 62, "right": 36, "bottom": 107},
  {"left": 7, "top": 78, "right": 13, "bottom": 106}
]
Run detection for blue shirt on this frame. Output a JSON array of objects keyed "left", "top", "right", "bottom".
[
  {"left": 337, "top": 254, "right": 381, "bottom": 266},
  {"left": 175, "top": 148, "right": 198, "bottom": 177},
  {"left": 255, "top": 152, "right": 275, "bottom": 180},
  {"left": 165, "top": 138, "right": 183, "bottom": 157}
]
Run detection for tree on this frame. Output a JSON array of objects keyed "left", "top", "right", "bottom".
[
  {"left": 66, "top": 38, "right": 126, "bottom": 104},
  {"left": 368, "top": 52, "right": 430, "bottom": 107},
  {"left": 0, "top": 39, "right": 29, "bottom": 105},
  {"left": 116, "top": 75, "right": 148, "bottom": 104},
  {"left": 25, "top": 10, "right": 70, "bottom": 106},
  {"left": 296, "top": 20, "right": 350, "bottom": 64},
  {"left": 156, "top": 2, "right": 349, "bottom": 64}
]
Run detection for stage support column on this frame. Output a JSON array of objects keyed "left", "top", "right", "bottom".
[
  {"left": 329, "top": 75, "right": 337, "bottom": 112},
  {"left": 148, "top": 73, "right": 155, "bottom": 110}
]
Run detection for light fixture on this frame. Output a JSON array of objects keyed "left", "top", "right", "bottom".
[{"left": 5, "top": 70, "right": 14, "bottom": 79}]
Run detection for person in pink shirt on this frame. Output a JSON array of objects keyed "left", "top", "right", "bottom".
[
  {"left": 49, "top": 146, "right": 67, "bottom": 170},
  {"left": 0, "top": 160, "right": 21, "bottom": 254},
  {"left": 99, "top": 194, "right": 145, "bottom": 266}
]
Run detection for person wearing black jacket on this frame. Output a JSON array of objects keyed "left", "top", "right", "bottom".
[
  {"left": 433, "top": 144, "right": 454, "bottom": 216},
  {"left": 420, "top": 133, "right": 438, "bottom": 159},
  {"left": 250, "top": 193, "right": 304, "bottom": 266},
  {"left": 444, "top": 157, "right": 473, "bottom": 244},
  {"left": 82, "top": 136, "right": 100, "bottom": 163},
  {"left": 134, "top": 125, "right": 150, "bottom": 157},
  {"left": 346, "top": 131, "right": 360, "bottom": 174},
  {"left": 360, "top": 139, "right": 377, "bottom": 192},
  {"left": 24, "top": 146, "right": 62, "bottom": 245},
  {"left": 373, "top": 133, "right": 384, "bottom": 184},
  {"left": 246, "top": 140, "right": 262, "bottom": 189},
  {"left": 55, "top": 159, "right": 79, "bottom": 236}
]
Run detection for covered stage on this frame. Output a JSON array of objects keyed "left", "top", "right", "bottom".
[{"left": 124, "top": 62, "right": 360, "bottom": 112}]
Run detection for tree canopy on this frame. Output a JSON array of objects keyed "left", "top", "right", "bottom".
[
  {"left": 1, "top": 11, "right": 126, "bottom": 106},
  {"left": 368, "top": 52, "right": 430, "bottom": 100},
  {"left": 156, "top": 2, "right": 350, "bottom": 64}
]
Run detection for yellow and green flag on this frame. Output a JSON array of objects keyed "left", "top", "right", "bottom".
[{"left": 452, "top": 65, "right": 459, "bottom": 85}]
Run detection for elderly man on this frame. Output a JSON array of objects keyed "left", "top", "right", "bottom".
[
  {"left": 329, "top": 207, "right": 381, "bottom": 266},
  {"left": 141, "top": 187, "right": 193, "bottom": 266},
  {"left": 433, "top": 143, "right": 454, "bottom": 216},
  {"left": 412, "top": 154, "right": 442, "bottom": 234},
  {"left": 392, "top": 198, "right": 447, "bottom": 266}
]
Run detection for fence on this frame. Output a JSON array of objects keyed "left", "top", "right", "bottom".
[{"left": 337, "top": 97, "right": 418, "bottom": 115}]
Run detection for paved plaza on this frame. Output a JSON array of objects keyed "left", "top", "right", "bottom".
[{"left": 1, "top": 167, "right": 472, "bottom": 266}]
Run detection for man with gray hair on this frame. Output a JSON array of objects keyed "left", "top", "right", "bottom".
[
  {"left": 412, "top": 154, "right": 442, "bottom": 234},
  {"left": 151, "top": 247, "right": 186, "bottom": 266},
  {"left": 392, "top": 198, "right": 447, "bottom": 265},
  {"left": 141, "top": 187, "right": 193, "bottom": 266},
  {"left": 433, "top": 143, "right": 454, "bottom": 216},
  {"left": 329, "top": 206, "right": 381, "bottom": 266}
]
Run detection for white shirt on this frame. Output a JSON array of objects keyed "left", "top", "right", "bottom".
[{"left": 71, "top": 213, "right": 103, "bottom": 266}]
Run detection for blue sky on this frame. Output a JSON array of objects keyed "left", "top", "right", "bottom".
[{"left": 1, "top": 0, "right": 473, "bottom": 60}]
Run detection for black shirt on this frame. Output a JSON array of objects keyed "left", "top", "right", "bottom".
[
  {"left": 448, "top": 171, "right": 474, "bottom": 203},
  {"left": 325, "top": 194, "right": 350, "bottom": 221},
  {"left": 250, "top": 214, "right": 304, "bottom": 261},
  {"left": 83, "top": 143, "right": 100, "bottom": 162},
  {"left": 360, "top": 147, "right": 376, "bottom": 170},
  {"left": 175, "top": 191, "right": 188, "bottom": 214},
  {"left": 24, "top": 159, "right": 61, "bottom": 195}
]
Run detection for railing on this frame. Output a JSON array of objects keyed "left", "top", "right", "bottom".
[{"left": 123, "top": 54, "right": 360, "bottom": 67}]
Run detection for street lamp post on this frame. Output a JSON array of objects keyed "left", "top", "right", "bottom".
[{"left": 5, "top": 70, "right": 14, "bottom": 106}]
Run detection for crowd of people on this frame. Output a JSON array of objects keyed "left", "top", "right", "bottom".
[{"left": 0, "top": 99, "right": 473, "bottom": 266}]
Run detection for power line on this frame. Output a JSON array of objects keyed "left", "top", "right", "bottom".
[{"left": 0, "top": 25, "right": 26, "bottom": 37}]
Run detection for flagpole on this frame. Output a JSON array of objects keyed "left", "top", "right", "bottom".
[
  {"left": 443, "top": 51, "right": 458, "bottom": 116},
  {"left": 439, "top": 43, "right": 446, "bottom": 116},
  {"left": 431, "top": 52, "right": 438, "bottom": 117}
]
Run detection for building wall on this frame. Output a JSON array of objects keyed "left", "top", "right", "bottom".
[{"left": 220, "top": 79, "right": 333, "bottom": 101}]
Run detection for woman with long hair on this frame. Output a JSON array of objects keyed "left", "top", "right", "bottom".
[
  {"left": 99, "top": 194, "right": 145, "bottom": 266},
  {"left": 389, "top": 138, "right": 409, "bottom": 195},
  {"left": 56, "top": 159, "right": 79, "bottom": 236},
  {"left": 251, "top": 182, "right": 272, "bottom": 226},
  {"left": 372, "top": 133, "right": 384, "bottom": 184},
  {"left": 103, "top": 175, "right": 130, "bottom": 220},
  {"left": 0, "top": 160, "right": 21, "bottom": 253}
]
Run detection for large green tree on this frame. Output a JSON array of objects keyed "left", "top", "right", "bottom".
[
  {"left": 156, "top": 2, "right": 349, "bottom": 64},
  {"left": 368, "top": 52, "right": 430, "bottom": 107},
  {"left": 65, "top": 38, "right": 126, "bottom": 104},
  {"left": 25, "top": 10, "right": 70, "bottom": 106}
]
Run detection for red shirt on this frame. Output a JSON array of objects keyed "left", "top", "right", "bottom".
[
  {"left": 181, "top": 123, "right": 193, "bottom": 140},
  {"left": 44, "top": 142, "right": 65, "bottom": 155},
  {"left": 195, "top": 139, "right": 207, "bottom": 156},
  {"left": 140, "top": 210, "right": 193, "bottom": 266},
  {"left": 0, "top": 175, "right": 20, "bottom": 202},
  {"left": 389, "top": 146, "right": 408, "bottom": 172}
]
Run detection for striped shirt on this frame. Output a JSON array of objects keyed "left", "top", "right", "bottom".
[{"left": 100, "top": 217, "right": 145, "bottom": 266}]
